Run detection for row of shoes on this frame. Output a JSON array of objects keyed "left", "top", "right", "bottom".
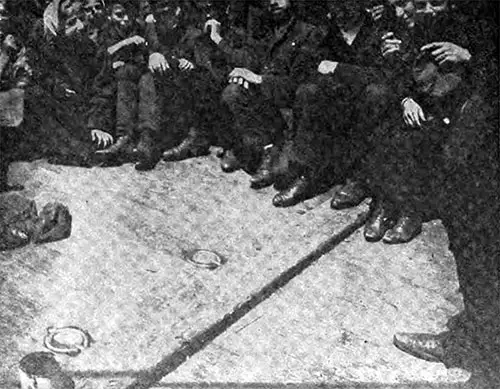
[
  {"left": 94, "top": 127, "right": 211, "bottom": 171},
  {"left": 220, "top": 146, "right": 422, "bottom": 245}
]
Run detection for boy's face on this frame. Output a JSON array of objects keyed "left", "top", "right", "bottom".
[
  {"left": 392, "top": 0, "right": 416, "bottom": 28},
  {"left": 83, "top": 0, "right": 104, "bottom": 23},
  {"left": 329, "top": 1, "right": 363, "bottom": 31},
  {"left": 414, "top": 0, "right": 448, "bottom": 15},
  {"left": 63, "top": 10, "right": 86, "bottom": 36},
  {"left": 392, "top": 0, "right": 448, "bottom": 28},
  {"left": 155, "top": 1, "right": 182, "bottom": 30},
  {"left": 60, "top": 0, "right": 83, "bottom": 17},
  {"left": 110, "top": 4, "right": 132, "bottom": 31},
  {"left": 269, "top": 0, "right": 292, "bottom": 22}
]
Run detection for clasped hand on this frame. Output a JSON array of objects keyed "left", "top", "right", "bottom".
[
  {"left": 228, "top": 68, "right": 262, "bottom": 89},
  {"left": 91, "top": 129, "right": 114, "bottom": 149},
  {"left": 148, "top": 52, "right": 169, "bottom": 73}
]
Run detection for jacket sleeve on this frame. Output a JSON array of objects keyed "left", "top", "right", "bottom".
[{"left": 215, "top": 25, "right": 264, "bottom": 70}]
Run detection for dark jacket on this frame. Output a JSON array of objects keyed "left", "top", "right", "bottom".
[
  {"left": 26, "top": 33, "right": 102, "bottom": 129},
  {"left": 258, "top": 17, "right": 327, "bottom": 105},
  {"left": 319, "top": 16, "right": 385, "bottom": 69}
]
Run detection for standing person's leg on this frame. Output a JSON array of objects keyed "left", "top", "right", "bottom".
[{"left": 393, "top": 98, "right": 500, "bottom": 387}]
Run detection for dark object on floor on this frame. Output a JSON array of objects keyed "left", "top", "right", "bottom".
[
  {"left": 19, "top": 352, "right": 75, "bottom": 389},
  {"left": 0, "top": 193, "right": 72, "bottom": 251}
]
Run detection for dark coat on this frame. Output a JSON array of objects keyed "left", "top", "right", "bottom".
[{"left": 258, "top": 17, "right": 327, "bottom": 105}]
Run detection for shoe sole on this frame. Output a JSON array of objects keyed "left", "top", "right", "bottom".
[
  {"left": 382, "top": 227, "right": 422, "bottom": 245},
  {"left": 393, "top": 336, "right": 442, "bottom": 363}
]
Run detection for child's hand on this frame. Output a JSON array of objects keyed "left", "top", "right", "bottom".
[
  {"left": 91, "top": 129, "right": 114, "bottom": 148},
  {"left": 178, "top": 58, "right": 194, "bottom": 72},
  {"left": 148, "top": 52, "right": 169, "bottom": 73}
]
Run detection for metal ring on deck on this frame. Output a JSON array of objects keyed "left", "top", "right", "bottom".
[
  {"left": 182, "top": 249, "right": 227, "bottom": 270},
  {"left": 43, "top": 326, "right": 92, "bottom": 356}
]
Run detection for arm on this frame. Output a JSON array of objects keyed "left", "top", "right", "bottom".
[{"left": 107, "top": 36, "right": 145, "bottom": 56}]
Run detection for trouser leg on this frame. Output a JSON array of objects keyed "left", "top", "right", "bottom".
[
  {"left": 116, "top": 78, "right": 138, "bottom": 139},
  {"left": 439, "top": 98, "right": 500, "bottom": 378},
  {"left": 221, "top": 83, "right": 287, "bottom": 168},
  {"left": 138, "top": 72, "right": 160, "bottom": 136}
]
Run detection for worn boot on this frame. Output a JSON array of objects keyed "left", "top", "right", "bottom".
[
  {"left": 393, "top": 332, "right": 447, "bottom": 363},
  {"left": 135, "top": 130, "right": 161, "bottom": 171},
  {"left": 220, "top": 149, "right": 241, "bottom": 173},
  {"left": 330, "top": 180, "right": 368, "bottom": 210},
  {"left": 273, "top": 175, "right": 312, "bottom": 207},
  {"left": 250, "top": 145, "right": 276, "bottom": 189},
  {"left": 162, "top": 127, "right": 210, "bottom": 162},
  {"left": 383, "top": 213, "right": 423, "bottom": 244},
  {"left": 363, "top": 200, "right": 395, "bottom": 242}
]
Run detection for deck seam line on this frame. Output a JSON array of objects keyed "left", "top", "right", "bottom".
[{"left": 126, "top": 211, "right": 369, "bottom": 389}]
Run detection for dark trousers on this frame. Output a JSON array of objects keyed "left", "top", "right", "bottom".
[
  {"left": 288, "top": 64, "right": 391, "bottom": 181},
  {"left": 0, "top": 126, "right": 15, "bottom": 186},
  {"left": 115, "top": 66, "right": 159, "bottom": 139},
  {"left": 441, "top": 127, "right": 499, "bottom": 382},
  {"left": 367, "top": 93, "right": 500, "bottom": 378},
  {"left": 221, "top": 82, "right": 291, "bottom": 167},
  {"left": 366, "top": 95, "right": 494, "bottom": 216},
  {"left": 155, "top": 68, "right": 231, "bottom": 149}
]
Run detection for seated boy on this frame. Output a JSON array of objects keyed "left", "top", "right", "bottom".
[{"left": 89, "top": 0, "right": 158, "bottom": 167}]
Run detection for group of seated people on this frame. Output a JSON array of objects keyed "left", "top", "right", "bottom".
[
  {"left": 0, "top": 0, "right": 498, "bottom": 248},
  {"left": 0, "top": 0, "right": 498, "bottom": 385}
]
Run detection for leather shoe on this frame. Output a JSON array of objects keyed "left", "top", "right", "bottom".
[
  {"left": 364, "top": 202, "right": 394, "bottom": 242},
  {"left": 273, "top": 176, "right": 311, "bottom": 207},
  {"left": 250, "top": 146, "right": 275, "bottom": 189},
  {"left": 383, "top": 214, "right": 422, "bottom": 244},
  {"left": 220, "top": 150, "right": 241, "bottom": 173},
  {"left": 393, "top": 332, "right": 447, "bottom": 363},
  {"left": 135, "top": 130, "right": 161, "bottom": 171},
  {"left": 162, "top": 128, "right": 210, "bottom": 162},
  {"left": 330, "top": 180, "right": 367, "bottom": 210}
]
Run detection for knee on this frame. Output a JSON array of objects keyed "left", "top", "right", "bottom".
[
  {"left": 295, "top": 83, "right": 319, "bottom": 103},
  {"left": 364, "top": 83, "right": 391, "bottom": 104},
  {"left": 221, "top": 83, "right": 244, "bottom": 107}
]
